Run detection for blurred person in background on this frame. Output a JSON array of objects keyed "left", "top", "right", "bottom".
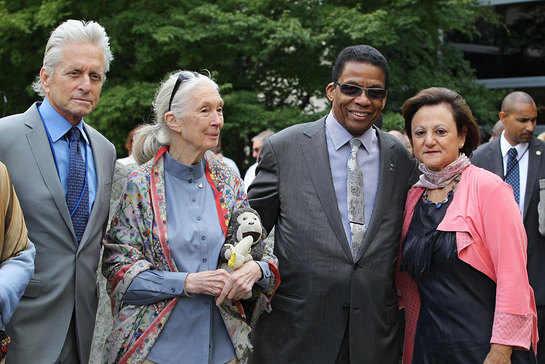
[{"left": 243, "top": 130, "right": 274, "bottom": 192}]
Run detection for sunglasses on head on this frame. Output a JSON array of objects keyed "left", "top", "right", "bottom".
[
  {"left": 168, "top": 71, "right": 200, "bottom": 111},
  {"left": 334, "top": 81, "right": 387, "bottom": 100}
]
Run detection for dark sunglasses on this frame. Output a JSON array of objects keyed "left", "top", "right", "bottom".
[
  {"left": 168, "top": 71, "right": 200, "bottom": 111},
  {"left": 334, "top": 81, "right": 387, "bottom": 100}
]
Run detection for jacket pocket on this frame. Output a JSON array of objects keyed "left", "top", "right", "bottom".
[
  {"left": 384, "top": 300, "right": 399, "bottom": 325},
  {"left": 23, "top": 279, "right": 41, "bottom": 298}
]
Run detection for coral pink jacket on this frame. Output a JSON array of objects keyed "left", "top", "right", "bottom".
[{"left": 396, "top": 164, "right": 538, "bottom": 364}]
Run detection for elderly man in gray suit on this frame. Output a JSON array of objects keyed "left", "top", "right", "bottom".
[
  {"left": 0, "top": 19, "right": 116, "bottom": 363},
  {"left": 472, "top": 91, "right": 545, "bottom": 363},
  {"left": 248, "top": 45, "right": 417, "bottom": 363}
]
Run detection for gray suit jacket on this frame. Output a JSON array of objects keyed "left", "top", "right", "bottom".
[
  {"left": 472, "top": 137, "right": 545, "bottom": 305},
  {"left": 0, "top": 103, "right": 115, "bottom": 363},
  {"left": 248, "top": 117, "right": 417, "bottom": 364}
]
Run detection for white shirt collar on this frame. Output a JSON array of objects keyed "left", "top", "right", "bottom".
[{"left": 499, "top": 131, "right": 528, "bottom": 158}]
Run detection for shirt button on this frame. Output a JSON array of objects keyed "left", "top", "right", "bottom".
[
  {"left": 201, "top": 236, "right": 206, "bottom": 241},
  {"left": 192, "top": 197, "right": 196, "bottom": 202},
  {"left": 197, "top": 216, "right": 202, "bottom": 221},
  {"left": 202, "top": 258, "right": 207, "bottom": 263},
  {"left": 204, "top": 301, "right": 210, "bottom": 306},
  {"left": 188, "top": 179, "right": 193, "bottom": 183},
  {"left": 189, "top": 167, "right": 193, "bottom": 172}
]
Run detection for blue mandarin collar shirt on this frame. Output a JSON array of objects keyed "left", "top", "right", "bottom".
[
  {"left": 38, "top": 98, "right": 97, "bottom": 213},
  {"left": 325, "top": 110, "right": 380, "bottom": 246},
  {"left": 148, "top": 152, "right": 234, "bottom": 364}
]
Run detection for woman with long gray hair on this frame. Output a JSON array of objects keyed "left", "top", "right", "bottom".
[{"left": 102, "top": 70, "right": 279, "bottom": 364}]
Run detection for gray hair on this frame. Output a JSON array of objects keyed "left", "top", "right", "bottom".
[
  {"left": 133, "top": 70, "right": 220, "bottom": 164},
  {"left": 32, "top": 19, "right": 113, "bottom": 96},
  {"left": 252, "top": 129, "right": 275, "bottom": 143}
]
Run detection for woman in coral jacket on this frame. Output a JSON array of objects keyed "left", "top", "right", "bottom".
[{"left": 396, "top": 87, "right": 538, "bottom": 364}]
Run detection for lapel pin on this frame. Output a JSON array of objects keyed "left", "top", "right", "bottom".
[{"left": 389, "top": 163, "right": 394, "bottom": 172}]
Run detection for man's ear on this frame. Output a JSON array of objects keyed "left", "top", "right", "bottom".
[
  {"left": 40, "top": 68, "right": 50, "bottom": 93},
  {"left": 499, "top": 111, "right": 507, "bottom": 123},
  {"left": 325, "top": 82, "right": 335, "bottom": 102}
]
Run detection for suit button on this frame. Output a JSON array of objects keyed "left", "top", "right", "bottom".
[
  {"left": 342, "top": 304, "right": 350, "bottom": 310},
  {"left": 353, "top": 263, "right": 360, "bottom": 270}
]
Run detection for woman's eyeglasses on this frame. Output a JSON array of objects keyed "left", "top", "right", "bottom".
[
  {"left": 334, "top": 81, "right": 387, "bottom": 100},
  {"left": 168, "top": 71, "right": 199, "bottom": 111}
]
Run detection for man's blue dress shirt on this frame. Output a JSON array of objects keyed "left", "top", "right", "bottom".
[
  {"left": 38, "top": 98, "right": 97, "bottom": 213},
  {"left": 325, "top": 111, "right": 380, "bottom": 247}
]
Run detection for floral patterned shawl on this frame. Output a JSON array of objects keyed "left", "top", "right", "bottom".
[{"left": 102, "top": 146, "right": 279, "bottom": 364}]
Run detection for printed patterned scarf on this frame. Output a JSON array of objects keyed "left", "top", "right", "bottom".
[{"left": 414, "top": 154, "right": 471, "bottom": 189}]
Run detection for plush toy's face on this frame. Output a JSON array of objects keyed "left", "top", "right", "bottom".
[{"left": 236, "top": 211, "right": 262, "bottom": 243}]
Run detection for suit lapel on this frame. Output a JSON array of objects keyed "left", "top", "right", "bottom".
[
  {"left": 524, "top": 138, "right": 543, "bottom": 217},
  {"left": 300, "top": 118, "right": 352, "bottom": 259},
  {"left": 356, "top": 129, "right": 397, "bottom": 260},
  {"left": 487, "top": 139, "right": 505, "bottom": 177},
  {"left": 24, "top": 106, "right": 75, "bottom": 236}
]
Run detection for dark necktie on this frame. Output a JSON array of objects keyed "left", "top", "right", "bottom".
[
  {"left": 506, "top": 147, "right": 520, "bottom": 205},
  {"left": 66, "top": 127, "right": 89, "bottom": 243},
  {"left": 347, "top": 138, "right": 366, "bottom": 259}
]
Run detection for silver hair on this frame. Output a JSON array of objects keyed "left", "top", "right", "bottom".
[
  {"left": 133, "top": 70, "right": 220, "bottom": 164},
  {"left": 32, "top": 19, "right": 113, "bottom": 96}
]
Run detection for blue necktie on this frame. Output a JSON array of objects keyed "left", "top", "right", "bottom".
[
  {"left": 506, "top": 147, "right": 520, "bottom": 205},
  {"left": 66, "top": 127, "right": 89, "bottom": 243}
]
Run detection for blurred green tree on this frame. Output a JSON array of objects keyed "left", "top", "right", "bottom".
[{"left": 0, "top": 0, "right": 500, "bottom": 171}]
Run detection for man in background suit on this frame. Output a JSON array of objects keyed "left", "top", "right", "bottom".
[
  {"left": 472, "top": 91, "right": 544, "bottom": 363},
  {"left": 248, "top": 45, "right": 416, "bottom": 363},
  {"left": 0, "top": 19, "right": 116, "bottom": 363}
]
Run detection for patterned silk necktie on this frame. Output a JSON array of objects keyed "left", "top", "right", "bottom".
[
  {"left": 66, "top": 127, "right": 89, "bottom": 243},
  {"left": 506, "top": 147, "right": 520, "bottom": 205},
  {"left": 347, "top": 138, "right": 366, "bottom": 259}
]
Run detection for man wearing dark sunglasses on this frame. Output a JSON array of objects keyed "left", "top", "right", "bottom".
[{"left": 248, "top": 45, "right": 417, "bottom": 364}]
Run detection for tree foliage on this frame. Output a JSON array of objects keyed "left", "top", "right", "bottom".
[{"left": 0, "top": 0, "right": 500, "bottom": 170}]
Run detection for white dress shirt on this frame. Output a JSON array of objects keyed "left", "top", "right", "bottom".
[{"left": 500, "top": 131, "right": 529, "bottom": 218}]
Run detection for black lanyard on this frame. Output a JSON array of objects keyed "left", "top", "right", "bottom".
[{"left": 503, "top": 146, "right": 528, "bottom": 181}]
